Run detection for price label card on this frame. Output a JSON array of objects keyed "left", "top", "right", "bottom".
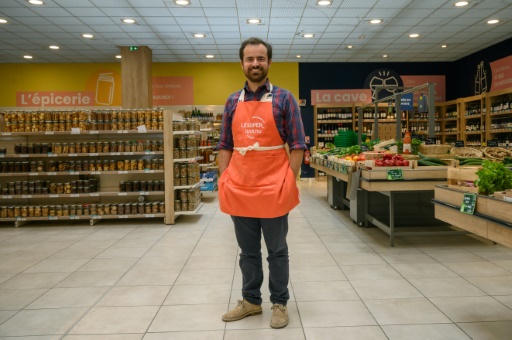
[
  {"left": 48, "top": 153, "right": 57, "bottom": 157},
  {"left": 1, "top": 132, "right": 12, "bottom": 136},
  {"left": 89, "top": 193, "right": 100, "bottom": 197},
  {"left": 387, "top": 168, "right": 404, "bottom": 180},
  {"left": 70, "top": 194, "right": 80, "bottom": 197},
  {"left": 45, "top": 131, "right": 54, "bottom": 135},
  {"left": 70, "top": 216, "right": 80, "bottom": 220},
  {"left": 487, "top": 140, "right": 499, "bottom": 147},
  {"left": 118, "top": 192, "right": 128, "bottom": 196},
  {"left": 455, "top": 140, "right": 465, "bottom": 147},
  {"left": 22, "top": 195, "right": 32, "bottom": 198},
  {"left": 19, "top": 154, "right": 29, "bottom": 158},
  {"left": 69, "top": 153, "right": 78, "bottom": 157},
  {"left": 29, "top": 172, "right": 38, "bottom": 176},
  {"left": 90, "top": 171, "right": 101, "bottom": 175},
  {"left": 49, "top": 194, "right": 59, "bottom": 198},
  {"left": 16, "top": 217, "right": 26, "bottom": 221},
  {"left": 119, "top": 215, "right": 129, "bottom": 218},
  {"left": 118, "top": 171, "right": 128, "bottom": 174},
  {"left": 144, "top": 170, "right": 155, "bottom": 173},
  {"left": 47, "top": 172, "right": 57, "bottom": 175},
  {"left": 71, "top": 128, "right": 80, "bottom": 134},
  {"left": 461, "top": 193, "right": 477, "bottom": 214},
  {"left": 48, "top": 216, "right": 58, "bottom": 220},
  {"left": 2, "top": 195, "right": 13, "bottom": 199},
  {"left": 137, "top": 125, "right": 147, "bottom": 133},
  {"left": 125, "top": 152, "right": 134, "bottom": 155},
  {"left": 145, "top": 214, "right": 155, "bottom": 218},
  {"left": 111, "top": 152, "right": 121, "bottom": 156},
  {"left": 426, "top": 138, "right": 436, "bottom": 145},
  {"left": 90, "top": 130, "right": 99, "bottom": 134},
  {"left": 0, "top": 154, "right": 4, "bottom": 158},
  {"left": 89, "top": 153, "right": 99, "bottom": 156}
]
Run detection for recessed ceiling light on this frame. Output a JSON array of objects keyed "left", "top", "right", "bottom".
[
  {"left": 24, "top": 55, "right": 33, "bottom": 59},
  {"left": 383, "top": 54, "right": 388, "bottom": 58},
  {"left": 487, "top": 19, "right": 499, "bottom": 24},
  {"left": 409, "top": 33, "right": 420, "bottom": 38},
  {"left": 193, "top": 33, "right": 205, "bottom": 38},
  {"left": 359, "top": 35, "right": 365, "bottom": 39},
  {"left": 296, "top": 55, "right": 302, "bottom": 58},
  {"left": 347, "top": 45, "right": 353, "bottom": 49},
  {"left": 27, "top": 0, "right": 44, "bottom": 5},
  {"left": 206, "top": 55, "right": 214, "bottom": 59},
  {"left": 174, "top": 0, "right": 190, "bottom": 5},
  {"left": 49, "top": 45, "right": 59, "bottom": 50},
  {"left": 247, "top": 18, "right": 261, "bottom": 24},
  {"left": 82, "top": 34, "right": 94, "bottom": 39},
  {"left": 303, "top": 33, "right": 315, "bottom": 38},
  {"left": 0, "top": 19, "right": 7, "bottom": 24},
  {"left": 122, "top": 18, "right": 136, "bottom": 24},
  {"left": 454, "top": 1, "right": 469, "bottom": 6},
  {"left": 370, "top": 19, "right": 382, "bottom": 24},
  {"left": 115, "top": 55, "right": 122, "bottom": 59},
  {"left": 442, "top": 44, "right": 447, "bottom": 48},
  {"left": 317, "top": 0, "right": 332, "bottom": 5}
]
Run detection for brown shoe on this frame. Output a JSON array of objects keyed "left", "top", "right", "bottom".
[
  {"left": 222, "top": 299, "right": 262, "bottom": 322},
  {"left": 270, "top": 304, "right": 289, "bottom": 329}
]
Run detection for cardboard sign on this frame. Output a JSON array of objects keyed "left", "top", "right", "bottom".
[{"left": 387, "top": 168, "right": 404, "bottom": 180}]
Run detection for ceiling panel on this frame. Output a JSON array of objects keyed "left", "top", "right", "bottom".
[{"left": 0, "top": 0, "right": 509, "bottom": 63}]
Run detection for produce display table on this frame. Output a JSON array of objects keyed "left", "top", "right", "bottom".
[
  {"left": 311, "top": 162, "right": 467, "bottom": 246},
  {"left": 433, "top": 185, "right": 512, "bottom": 247}
]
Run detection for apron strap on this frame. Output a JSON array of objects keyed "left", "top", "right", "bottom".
[{"left": 234, "top": 142, "right": 285, "bottom": 156}]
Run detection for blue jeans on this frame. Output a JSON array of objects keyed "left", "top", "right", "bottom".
[{"left": 232, "top": 214, "right": 289, "bottom": 306}]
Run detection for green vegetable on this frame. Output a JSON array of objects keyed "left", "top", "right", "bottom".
[
  {"left": 325, "top": 142, "right": 336, "bottom": 149},
  {"left": 474, "top": 160, "right": 512, "bottom": 195},
  {"left": 419, "top": 157, "right": 447, "bottom": 165},
  {"left": 418, "top": 159, "right": 443, "bottom": 166},
  {"left": 412, "top": 138, "right": 423, "bottom": 146}
]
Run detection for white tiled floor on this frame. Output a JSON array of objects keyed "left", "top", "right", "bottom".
[{"left": 1, "top": 180, "right": 512, "bottom": 339}]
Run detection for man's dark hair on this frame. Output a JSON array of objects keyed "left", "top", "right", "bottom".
[{"left": 239, "top": 37, "right": 272, "bottom": 61}]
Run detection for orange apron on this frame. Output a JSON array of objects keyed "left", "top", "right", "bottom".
[{"left": 218, "top": 84, "right": 300, "bottom": 218}]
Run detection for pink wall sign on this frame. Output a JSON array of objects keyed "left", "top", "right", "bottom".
[
  {"left": 401, "top": 75, "right": 446, "bottom": 102},
  {"left": 311, "top": 89, "right": 372, "bottom": 105},
  {"left": 490, "top": 55, "right": 512, "bottom": 92},
  {"left": 152, "top": 76, "right": 193, "bottom": 105}
]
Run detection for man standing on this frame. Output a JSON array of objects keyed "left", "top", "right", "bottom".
[{"left": 216, "top": 37, "right": 306, "bottom": 329}]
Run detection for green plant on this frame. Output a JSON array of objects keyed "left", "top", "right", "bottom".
[{"left": 474, "top": 160, "right": 512, "bottom": 195}]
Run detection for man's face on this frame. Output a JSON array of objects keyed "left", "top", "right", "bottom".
[{"left": 241, "top": 44, "right": 271, "bottom": 84}]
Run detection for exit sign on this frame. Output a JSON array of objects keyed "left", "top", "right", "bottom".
[{"left": 129, "top": 46, "right": 139, "bottom": 51}]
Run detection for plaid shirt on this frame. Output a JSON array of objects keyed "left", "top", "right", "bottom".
[{"left": 216, "top": 79, "right": 306, "bottom": 151}]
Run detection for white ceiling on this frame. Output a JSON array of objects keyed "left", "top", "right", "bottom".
[{"left": 0, "top": 0, "right": 511, "bottom": 63}]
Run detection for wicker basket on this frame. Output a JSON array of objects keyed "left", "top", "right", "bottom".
[
  {"left": 450, "top": 147, "right": 483, "bottom": 158},
  {"left": 419, "top": 144, "right": 452, "bottom": 156},
  {"left": 483, "top": 147, "right": 512, "bottom": 160}
]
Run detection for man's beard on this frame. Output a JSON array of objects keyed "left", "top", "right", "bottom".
[{"left": 245, "top": 66, "right": 268, "bottom": 83}]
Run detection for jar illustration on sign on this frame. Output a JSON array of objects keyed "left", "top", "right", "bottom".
[{"left": 95, "top": 73, "right": 115, "bottom": 105}]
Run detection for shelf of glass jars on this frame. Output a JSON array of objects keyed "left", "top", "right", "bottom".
[
  {"left": 0, "top": 151, "right": 163, "bottom": 159},
  {"left": 0, "top": 170, "right": 163, "bottom": 178},
  {"left": 489, "top": 109, "right": 512, "bottom": 117},
  {"left": 1, "top": 190, "right": 164, "bottom": 199},
  {"left": 0, "top": 130, "right": 163, "bottom": 136}
]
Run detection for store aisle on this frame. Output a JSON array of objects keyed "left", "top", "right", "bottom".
[{"left": 1, "top": 181, "right": 512, "bottom": 339}]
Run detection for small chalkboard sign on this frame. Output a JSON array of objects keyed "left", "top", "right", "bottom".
[
  {"left": 460, "top": 193, "right": 477, "bottom": 214},
  {"left": 426, "top": 138, "right": 436, "bottom": 145},
  {"left": 487, "top": 140, "right": 499, "bottom": 147},
  {"left": 455, "top": 140, "right": 465, "bottom": 147},
  {"left": 387, "top": 168, "right": 404, "bottom": 180},
  {"left": 361, "top": 145, "right": 369, "bottom": 152}
]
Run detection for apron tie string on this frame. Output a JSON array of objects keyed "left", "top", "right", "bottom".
[{"left": 234, "top": 142, "right": 285, "bottom": 156}]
